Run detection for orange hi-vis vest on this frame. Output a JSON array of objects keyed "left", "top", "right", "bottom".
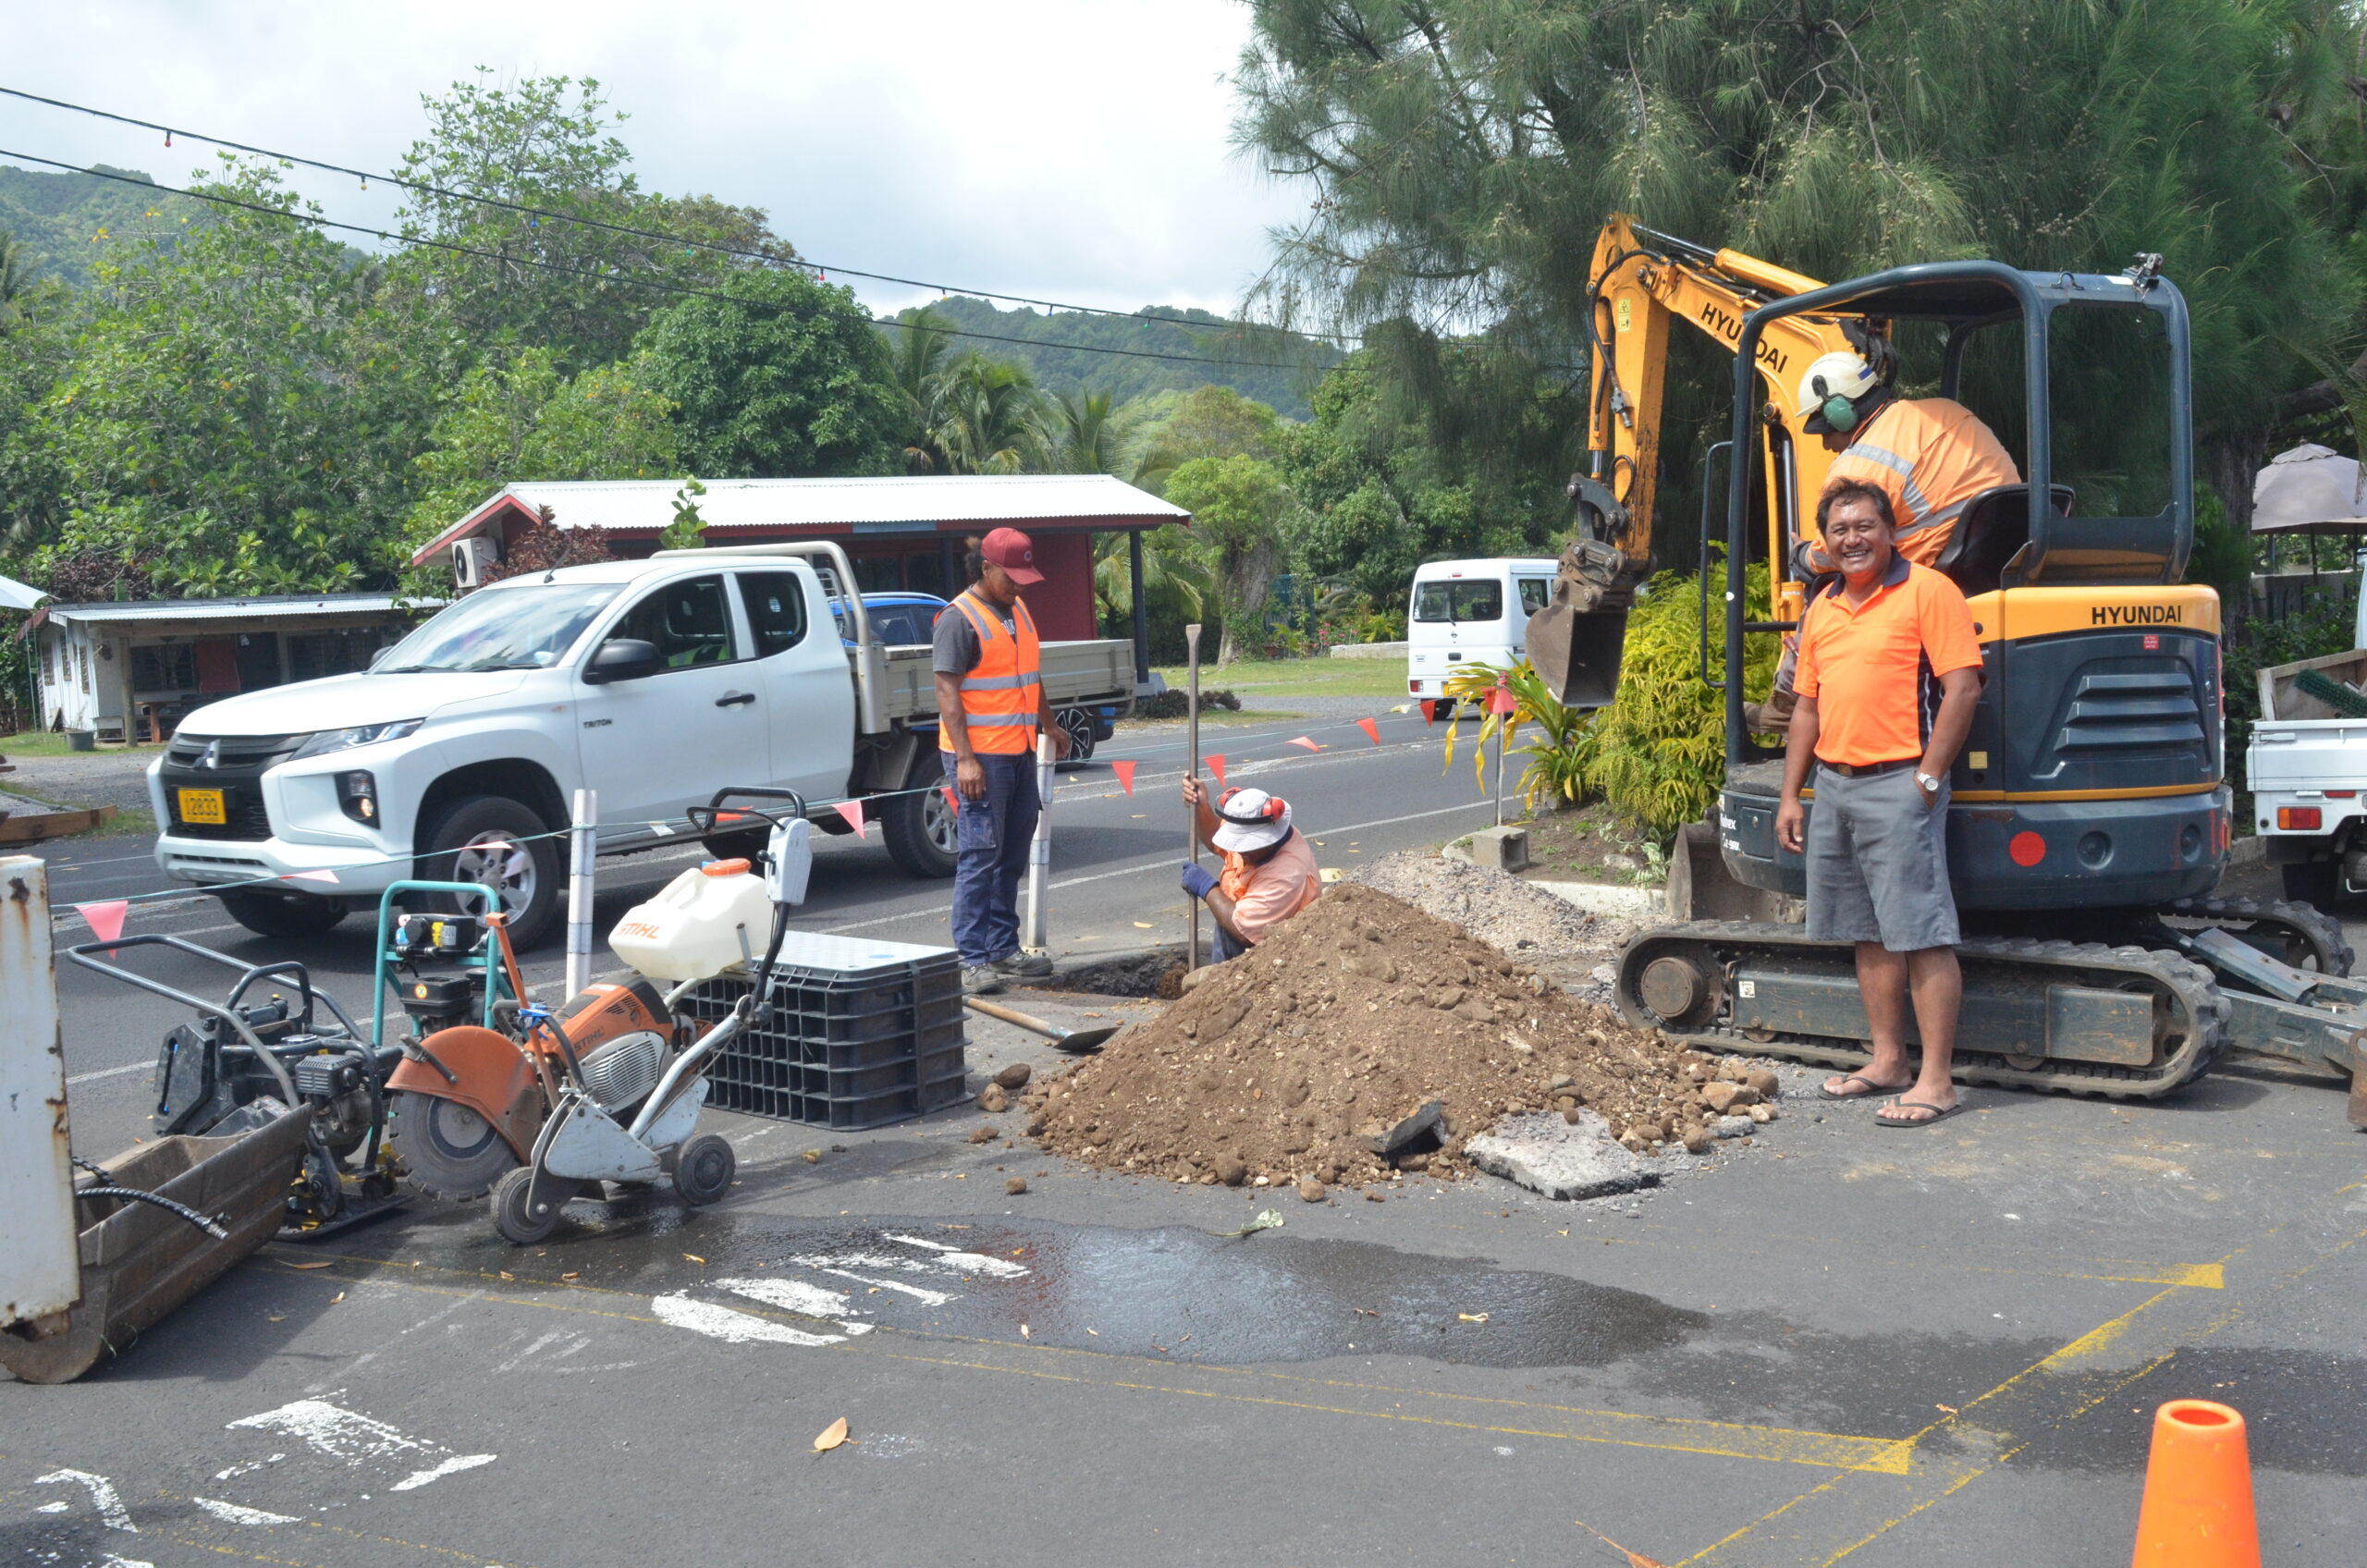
[{"left": 939, "top": 590, "right": 1042, "bottom": 753}]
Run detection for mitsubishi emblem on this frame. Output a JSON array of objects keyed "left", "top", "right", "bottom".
[{"left": 200, "top": 740, "right": 221, "bottom": 770}]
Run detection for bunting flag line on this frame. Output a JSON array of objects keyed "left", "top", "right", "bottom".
[
  {"left": 1206, "top": 754, "right": 1227, "bottom": 787},
  {"left": 834, "top": 800, "right": 868, "bottom": 839},
  {"left": 1288, "top": 737, "right": 1320, "bottom": 753},
  {"left": 285, "top": 868, "right": 340, "bottom": 886},
  {"left": 1112, "top": 759, "right": 1137, "bottom": 796},
  {"left": 75, "top": 900, "right": 129, "bottom": 944},
  {"left": 1355, "top": 717, "right": 1381, "bottom": 745}
]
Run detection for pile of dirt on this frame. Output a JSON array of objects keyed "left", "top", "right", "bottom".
[
  {"left": 1351, "top": 851, "right": 1616, "bottom": 960},
  {"left": 1025, "top": 883, "right": 1716, "bottom": 1189}
]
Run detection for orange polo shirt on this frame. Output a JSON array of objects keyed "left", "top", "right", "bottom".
[
  {"left": 1818, "top": 397, "right": 2019, "bottom": 567},
  {"left": 1793, "top": 556, "right": 1981, "bottom": 766}
]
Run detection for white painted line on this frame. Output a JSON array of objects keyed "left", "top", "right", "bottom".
[
  {"left": 650, "top": 1292, "right": 845, "bottom": 1347},
  {"left": 36, "top": 1470, "right": 136, "bottom": 1532},
  {"left": 886, "top": 1231, "right": 1031, "bottom": 1279},
  {"left": 67, "top": 1061, "right": 148, "bottom": 1085},
  {"left": 191, "top": 1499, "right": 300, "bottom": 1527},
  {"left": 718, "top": 1276, "right": 874, "bottom": 1334},
  {"left": 227, "top": 1398, "right": 425, "bottom": 1463},
  {"left": 388, "top": 1454, "right": 497, "bottom": 1491},
  {"left": 790, "top": 1263, "right": 956, "bottom": 1306}
]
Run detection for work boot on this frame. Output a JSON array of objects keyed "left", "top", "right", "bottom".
[
  {"left": 963, "top": 964, "right": 1006, "bottom": 996},
  {"left": 993, "top": 950, "right": 1054, "bottom": 979}
]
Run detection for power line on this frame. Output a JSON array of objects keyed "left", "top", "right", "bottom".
[
  {"left": 0, "top": 81, "right": 1361, "bottom": 351},
  {"left": 0, "top": 148, "right": 1335, "bottom": 373}
]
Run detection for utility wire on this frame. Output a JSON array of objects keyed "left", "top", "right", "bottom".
[
  {"left": 0, "top": 82, "right": 1360, "bottom": 351},
  {"left": 0, "top": 148, "right": 1334, "bottom": 372}
]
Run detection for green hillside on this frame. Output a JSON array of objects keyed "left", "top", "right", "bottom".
[
  {"left": 910, "top": 295, "right": 1339, "bottom": 418},
  {"left": 0, "top": 163, "right": 207, "bottom": 288}
]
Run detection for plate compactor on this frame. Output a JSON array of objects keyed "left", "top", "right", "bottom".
[{"left": 1521, "top": 224, "right": 2367, "bottom": 1121}]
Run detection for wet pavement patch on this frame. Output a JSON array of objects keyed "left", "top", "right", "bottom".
[{"left": 390, "top": 1208, "right": 1708, "bottom": 1370}]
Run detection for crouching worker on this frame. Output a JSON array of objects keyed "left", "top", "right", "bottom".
[{"left": 1179, "top": 779, "right": 1321, "bottom": 962}]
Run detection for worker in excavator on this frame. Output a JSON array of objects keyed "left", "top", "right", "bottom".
[{"left": 1749, "top": 347, "right": 2018, "bottom": 732}]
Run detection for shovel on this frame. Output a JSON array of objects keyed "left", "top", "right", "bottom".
[{"left": 963, "top": 997, "right": 1120, "bottom": 1054}]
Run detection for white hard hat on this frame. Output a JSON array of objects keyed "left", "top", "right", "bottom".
[
  {"left": 1796, "top": 351, "right": 1883, "bottom": 432},
  {"left": 1210, "top": 786, "right": 1293, "bottom": 852}
]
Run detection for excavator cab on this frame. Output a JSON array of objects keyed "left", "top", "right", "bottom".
[{"left": 1709, "top": 257, "right": 2229, "bottom": 917}]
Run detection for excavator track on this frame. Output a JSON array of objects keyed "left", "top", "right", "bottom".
[
  {"left": 2149, "top": 896, "right": 2354, "bottom": 980},
  {"left": 1615, "top": 922, "right": 2231, "bottom": 1101}
]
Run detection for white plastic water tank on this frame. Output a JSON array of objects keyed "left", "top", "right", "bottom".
[{"left": 608, "top": 861, "right": 775, "bottom": 982}]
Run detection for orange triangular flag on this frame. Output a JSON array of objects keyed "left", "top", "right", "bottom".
[
  {"left": 1423, "top": 700, "right": 1439, "bottom": 727},
  {"left": 1355, "top": 717, "right": 1380, "bottom": 744},
  {"left": 1113, "top": 759, "right": 1137, "bottom": 796},
  {"left": 941, "top": 786, "right": 958, "bottom": 812},
  {"left": 834, "top": 801, "right": 867, "bottom": 839},
  {"left": 1206, "top": 754, "right": 1226, "bottom": 787},
  {"left": 1288, "top": 737, "right": 1320, "bottom": 753},
  {"left": 1488, "top": 683, "right": 1518, "bottom": 715},
  {"left": 76, "top": 900, "right": 129, "bottom": 944}
]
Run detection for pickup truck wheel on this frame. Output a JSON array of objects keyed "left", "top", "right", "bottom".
[
  {"left": 881, "top": 769, "right": 959, "bottom": 879},
  {"left": 217, "top": 888, "right": 347, "bottom": 939},
  {"left": 1055, "top": 707, "right": 1098, "bottom": 767},
  {"left": 418, "top": 794, "right": 560, "bottom": 948}
]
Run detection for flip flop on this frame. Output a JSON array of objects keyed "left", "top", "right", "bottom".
[
  {"left": 1875, "top": 1098, "right": 1968, "bottom": 1128},
  {"left": 1819, "top": 1073, "right": 1911, "bottom": 1102}
]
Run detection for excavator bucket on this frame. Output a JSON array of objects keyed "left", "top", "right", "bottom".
[{"left": 1525, "top": 595, "right": 1628, "bottom": 711}]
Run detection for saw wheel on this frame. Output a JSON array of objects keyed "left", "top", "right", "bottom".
[{"left": 387, "top": 1090, "right": 520, "bottom": 1200}]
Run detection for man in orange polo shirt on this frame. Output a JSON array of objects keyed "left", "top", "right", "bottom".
[{"left": 1773, "top": 479, "right": 1984, "bottom": 1127}]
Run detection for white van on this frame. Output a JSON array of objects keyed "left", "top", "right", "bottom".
[{"left": 1405, "top": 557, "right": 1559, "bottom": 706}]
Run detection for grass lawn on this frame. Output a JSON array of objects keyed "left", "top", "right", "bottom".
[
  {"left": 1150, "top": 655, "right": 1411, "bottom": 704},
  {"left": 1, "top": 730, "right": 167, "bottom": 758}
]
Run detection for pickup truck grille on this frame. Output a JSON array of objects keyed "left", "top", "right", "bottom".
[
  {"left": 160, "top": 733, "right": 305, "bottom": 842},
  {"left": 2049, "top": 669, "right": 2204, "bottom": 753}
]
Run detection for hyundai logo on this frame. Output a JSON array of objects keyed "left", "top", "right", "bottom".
[{"left": 199, "top": 740, "right": 221, "bottom": 770}]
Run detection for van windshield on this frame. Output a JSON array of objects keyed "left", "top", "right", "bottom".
[
  {"left": 1412, "top": 581, "right": 1505, "bottom": 623},
  {"left": 377, "top": 583, "right": 620, "bottom": 673}
]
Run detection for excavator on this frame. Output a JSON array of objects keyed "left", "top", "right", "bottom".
[{"left": 1526, "top": 214, "right": 2367, "bottom": 1123}]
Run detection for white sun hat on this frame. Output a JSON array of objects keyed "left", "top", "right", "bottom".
[{"left": 1210, "top": 786, "right": 1293, "bottom": 852}]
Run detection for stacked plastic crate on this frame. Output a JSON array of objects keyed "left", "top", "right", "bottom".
[{"left": 681, "top": 932, "right": 966, "bottom": 1129}]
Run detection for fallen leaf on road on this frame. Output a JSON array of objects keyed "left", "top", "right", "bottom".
[
  {"left": 813, "top": 1418, "right": 849, "bottom": 1453},
  {"left": 1020, "top": 1322, "right": 1031, "bottom": 1339},
  {"left": 287, "top": 1261, "right": 334, "bottom": 1270},
  {"left": 1133, "top": 922, "right": 1155, "bottom": 929},
  {"left": 266, "top": 1315, "right": 285, "bottom": 1322},
  {"left": 1935, "top": 1403, "right": 1959, "bottom": 1415},
  {"left": 1458, "top": 1313, "right": 1490, "bottom": 1324},
  {"left": 1086, "top": 1327, "right": 1098, "bottom": 1336},
  {"left": 1353, "top": 1307, "right": 1379, "bottom": 1317},
  {"left": 684, "top": 1254, "right": 705, "bottom": 1265},
  {"left": 1575, "top": 1515, "right": 1665, "bottom": 1567},
  {"left": 803, "top": 1150, "right": 822, "bottom": 1163},
  {"left": 498, "top": 1271, "right": 514, "bottom": 1280},
  {"left": 561, "top": 1272, "right": 580, "bottom": 1281},
  {"left": 329, "top": 1292, "right": 345, "bottom": 1305}
]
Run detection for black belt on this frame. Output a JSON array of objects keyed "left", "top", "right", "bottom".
[{"left": 1818, "top": 757, "right": 1919, "bottom": 778}]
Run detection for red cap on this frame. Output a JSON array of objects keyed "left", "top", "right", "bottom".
[{"left": 980, "top": 527, "right": 1044, "bottom": 585}]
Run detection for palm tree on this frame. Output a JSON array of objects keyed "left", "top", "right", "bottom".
[
  {"left": 930, "top": 351, "right": 1041, "bottom": 475},
  {"left": 1037, "top": 387, "right": 1139, "bottom": 476},
  {"left": 0, "top": 229, "right": 35, "bottom": 330},
  {"left": 889, "top": 304, "right": 956, "bottom": 472},
  {"left": 1093, "top": 528, "right": 1213, "bottom": 629}
]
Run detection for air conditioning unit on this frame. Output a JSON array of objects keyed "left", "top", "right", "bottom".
[{"left": 451, "top": 537, "right": 499, "bottom": 590}]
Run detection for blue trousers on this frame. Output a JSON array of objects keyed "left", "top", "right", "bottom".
[{"left": 944, "top": 751, "right": 1039, "bottom": 965}]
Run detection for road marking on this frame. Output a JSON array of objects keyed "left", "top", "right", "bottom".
[
  {"left": 650, "top": 1292, "right": 847, "bottom": 1346},
  {"left": 67, "top": 1060, "right": 149, "bottom": 1085},
  {"left": 36, "top": 1469, "right": 137, "bottom": 1531},
  {"left": 387, "top": 1454, "right": 497, "bottom": 1491},
  {"left": 190, "top": 1498, "right": 300, "bottom": 1527}
]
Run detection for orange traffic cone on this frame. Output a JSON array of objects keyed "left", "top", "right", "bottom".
[{"left": 2131, "top": 1399, "right": 2259, "bottom": 1567}]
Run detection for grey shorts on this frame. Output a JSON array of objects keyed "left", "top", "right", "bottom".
[{"left": 1805, "top": 765, "right": 1959, "bottom": 951}]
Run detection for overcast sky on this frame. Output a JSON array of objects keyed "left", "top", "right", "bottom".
[{"left": 0, "top": 0, "right": 1304, "bottom": 318}]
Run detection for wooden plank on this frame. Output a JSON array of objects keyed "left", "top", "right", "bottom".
[{"left": 0, "top": 805, "right": 117, "bottom": 846}]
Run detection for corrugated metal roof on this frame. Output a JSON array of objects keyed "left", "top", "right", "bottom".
[
  {"left": 43, "top": 593, "right": 437, "bottom": 626},
  {"left": 413, "top": 473, "right": 1188, "bottom": 565}
]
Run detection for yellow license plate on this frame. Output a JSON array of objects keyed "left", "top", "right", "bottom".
[{"left": 177, "top": 788, "right": 227, "bottom": 826}]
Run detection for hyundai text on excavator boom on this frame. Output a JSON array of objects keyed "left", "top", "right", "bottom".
[{"left": 1532, "top": 215, "right": 2367, "bottom": 1124}]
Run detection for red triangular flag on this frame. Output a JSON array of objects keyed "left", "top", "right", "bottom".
[
  {"left": 834, "top": 800, "right": 868, "bottom": 839},
  {"left": 1288, "top": 737, "right": 1320, "bottom": 753},
  {"left": 1206, "top": 754, "right": 1226, "bottom": 787},
  {"left": 1422, "top": 700, "right": 1439, "bottom": 727},
  {"left": 76, "top": 900, "right": 129, "bottom": 944},
  {"left": 285, "top": 867, "right": 340, "bottom": 885},
  {"left": 1113, "top": 759, "right": 1137, "bottom": 796},
  {"left": 942, "top": 786, "right": 958, "bottom": 812},
  {"left": 1488, "top": 683, "right": 1518, "bottom": 715},
  {"left": 1355, "top": 717, "right": 1380, "bottom": 745}
]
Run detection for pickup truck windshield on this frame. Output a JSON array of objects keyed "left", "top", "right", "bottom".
[
  {"left": 378, "top": 583, "right": 620, "bottom": 673},
  {"left": 1412, "top": 581, "right": 1505, "bottom": 623}
]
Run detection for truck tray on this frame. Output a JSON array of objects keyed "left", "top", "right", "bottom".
[{"left": 0, "top": 1109, "right": 312, "bottom": 1384}]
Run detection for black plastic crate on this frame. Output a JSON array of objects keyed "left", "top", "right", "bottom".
[{"left": 683, "top": 933, "right": 966, "bottom": 1129}]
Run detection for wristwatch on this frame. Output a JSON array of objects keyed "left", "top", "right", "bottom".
[{"left": 1914, "top": 771, "right": 1942, "bottom": 797}]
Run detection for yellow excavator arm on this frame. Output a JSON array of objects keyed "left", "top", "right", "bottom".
[{"left": 1529, "top": 214, "right": 1865, "bottom": 706}]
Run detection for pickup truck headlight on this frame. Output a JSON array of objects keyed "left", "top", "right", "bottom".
[
  {"left": 337, "top": 771, "right": 379, "bottom": 824},
  {"left": 290, "top": 719, "right": 423, "bottom": 759}
]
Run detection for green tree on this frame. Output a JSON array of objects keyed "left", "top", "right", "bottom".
[
  {"left": 633, "top": 267, "right": 900, "bottom": 477},
  {"left": 886, "top": 305, "right": 960, "bottom": 472},
  {"left": 406, "top": 347, "right": 682, "bottom": 537},
  {"left": 1038, "top": 387, "right": 1141, "bottom": 475},
  {"left": 24, "top": 159, "right": 401, "bottom": 594},
  {"left": 1165, "top": 454, "right": 1296, "bottom": 664},
  {"left": 927, "top": 351, "right": 1044, "bottom": 475},
  {"left": 1237, "top": 0, "right": 2364, "bottom": 542}
]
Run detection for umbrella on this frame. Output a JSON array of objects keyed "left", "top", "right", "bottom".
[
  {"left": 2252, "top": 443, "right": 2367, "bottom": 536},
  {"left": 0, "top": 573, "right": 45, "bottom": 612}
]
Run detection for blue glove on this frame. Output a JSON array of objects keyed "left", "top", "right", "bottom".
[{"left": 1180, "top": 863, "right": 1218, "bottom": 900}]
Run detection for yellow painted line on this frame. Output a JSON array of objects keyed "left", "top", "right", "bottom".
[{"left": 274, "top": 1253, "right": 1907, "bottom": 1473}]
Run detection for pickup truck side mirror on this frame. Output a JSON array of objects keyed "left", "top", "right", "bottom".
[
  {"left": 368, "top": 647, "right": 392, "bottom": 671},
  {"left": 583, "top": 638, "right": 661, "bottom": 685}
]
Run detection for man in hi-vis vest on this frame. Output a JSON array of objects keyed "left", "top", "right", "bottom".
[{"left": 932, "top": 527, "right": 1072, "bottom": 994}]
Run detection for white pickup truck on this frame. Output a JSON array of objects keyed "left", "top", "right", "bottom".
[
  {"left": 148, "top": 543, "right": 1134, "bottom": 945},
  {"left": 2248, "top": 646, "right": 2367, "bottom": 905}
]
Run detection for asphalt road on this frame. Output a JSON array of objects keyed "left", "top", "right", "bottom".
[{"left": 10, "top": 726, "right": 2367, "bottom": 1566}]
